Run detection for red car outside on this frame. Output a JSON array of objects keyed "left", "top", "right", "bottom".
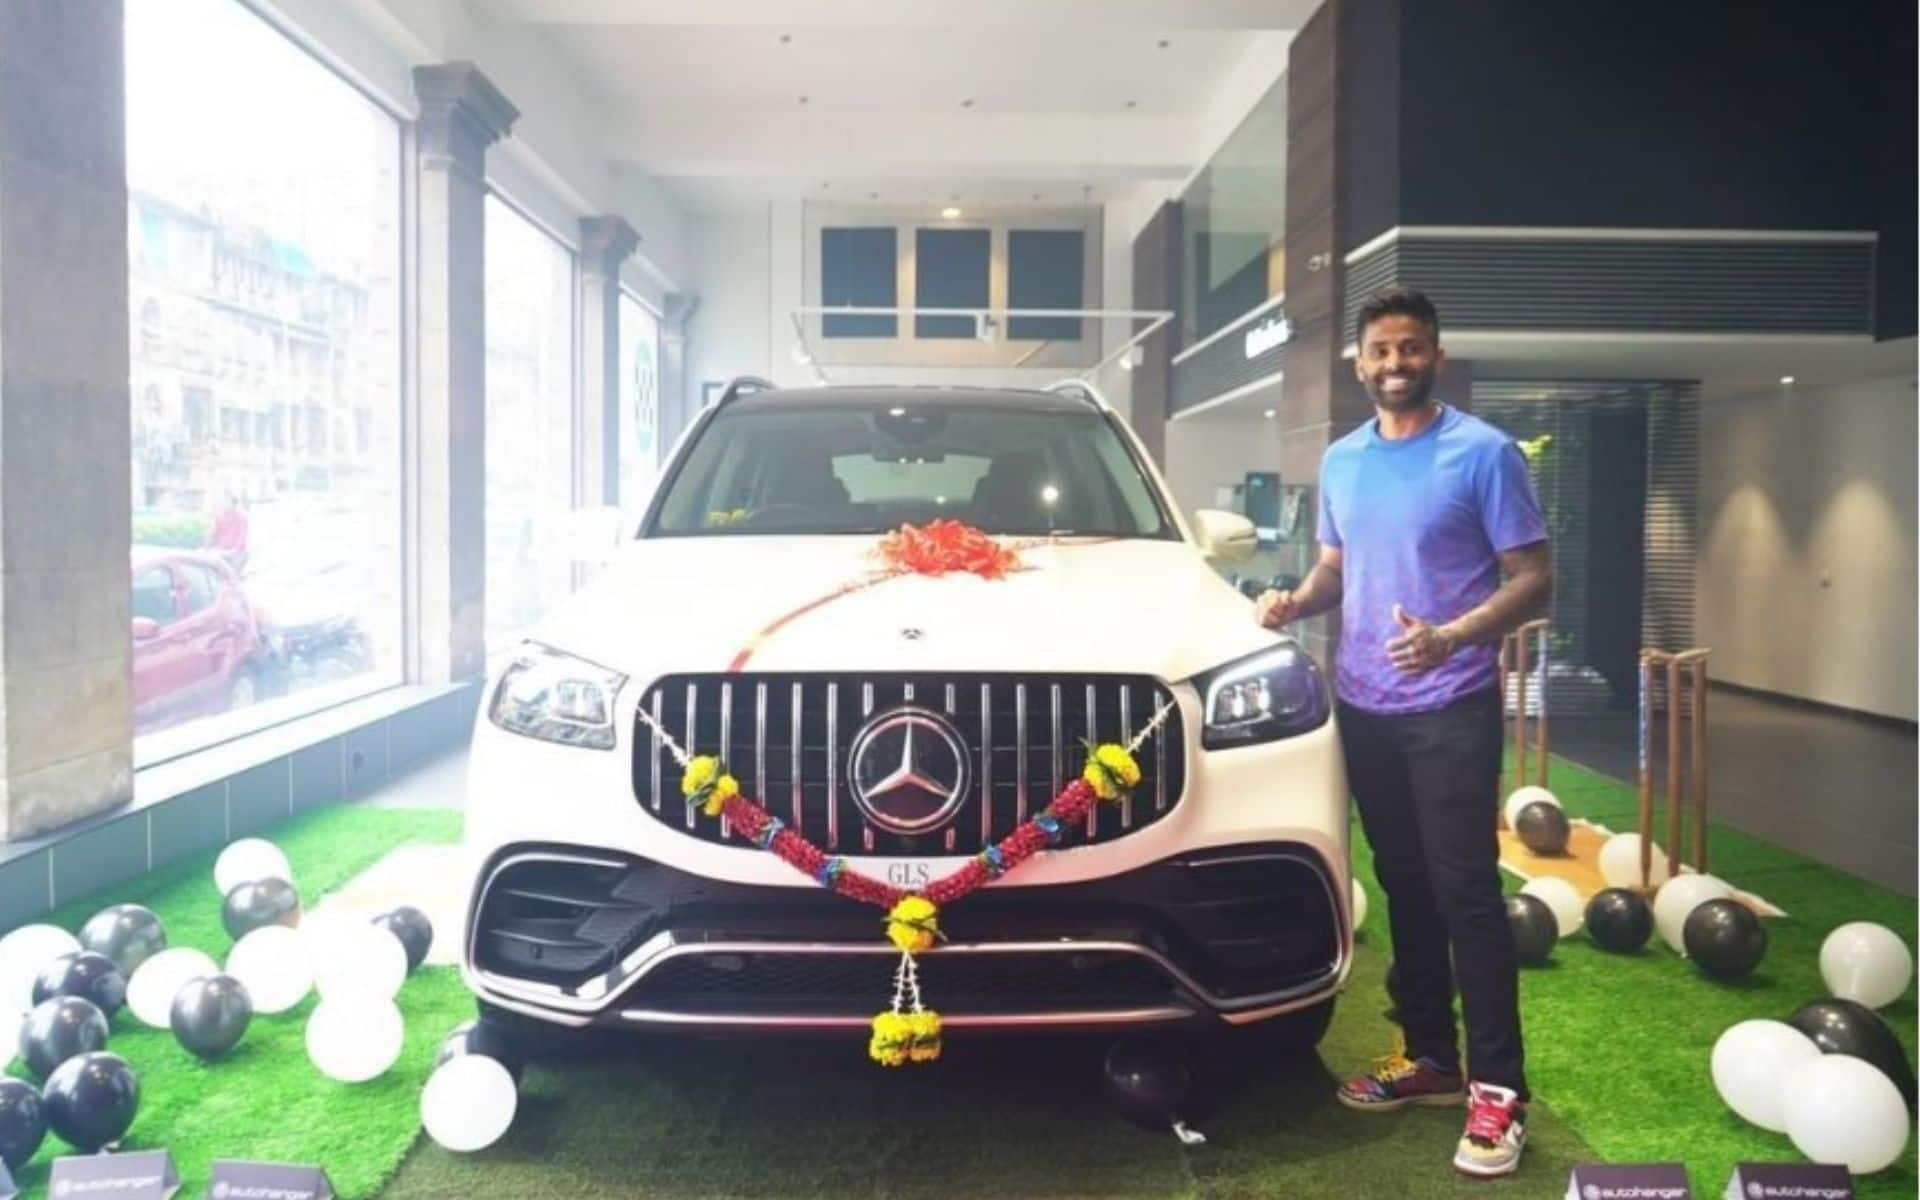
[{"left": 131, "top": 547, "right": 265, "bottom": 731}]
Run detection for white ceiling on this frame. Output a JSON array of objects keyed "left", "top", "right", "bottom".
[{"left": 471, "top": 0, "right": 1314, "bottom": 213}]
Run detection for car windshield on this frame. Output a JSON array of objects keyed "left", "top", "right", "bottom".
[{"left": 648, "top": 396, "right": 1173, "bottom": 538}]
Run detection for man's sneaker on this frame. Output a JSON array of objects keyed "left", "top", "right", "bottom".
[
  {"left": 1335, "top": 1052, "right": 1467, "bottom": 1112},
  {"left": 1453, "top": 1082, "right": 1528, "bottom": 1178}
]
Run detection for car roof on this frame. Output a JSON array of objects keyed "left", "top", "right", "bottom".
[{"left": 726, "top": 384, "right": 1100, "bottom": 416}]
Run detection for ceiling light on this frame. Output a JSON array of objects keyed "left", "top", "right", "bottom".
[
  {"left": 798, "top": 95, "right": 810, "bottom": 105},
  {"left": 1263, "top": 409, "right": 1276, "bottom": 419},
  {"left": 960, "top": 98, "right": 975, "bottom": 109},
  {"left": 1780, "top": 374, "right": 1796, "bottom": 385},
  {"left": 941, "top": 206, "right": 962, "bottom": 219},
  {"left": 1124, "top": 100, "right": 1137, "bottom": 109},
  {"left": 779, "top": 33, "right": 792, "bottom": 44},
  {"left": 889, "top": 406, "right": 906, "bottom": 417},
  {"left": 1157, "top": 38, "right": 1171, "bottom": 49}
]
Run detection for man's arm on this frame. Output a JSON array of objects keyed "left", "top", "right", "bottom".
[
  {"left": 1254, "top": 544, "right": 1343, "bottom": 629},
  {"left": 1386, "top": 542, "right": 1552, "bottom": 672}
]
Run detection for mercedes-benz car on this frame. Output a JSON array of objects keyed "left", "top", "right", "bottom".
[{"left": 460, "top": 379, "right": 1353, "bottom": 1049}]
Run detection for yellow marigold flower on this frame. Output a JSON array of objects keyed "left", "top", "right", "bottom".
[
  {"left": 1082, "top": 743, "right": 1142, "bottom": 801},
  {"left": 906, "top": 1010, "right": 943, "bottom": 1063},
  {"left": 885, "top": 896, "right": 940, "bottom": 954},
  {"left": 868, "top": 1011, "right": 911, "bottom": 1066},
  {"left": 703, "top": 772, "right": 740, "bottom": 817},
  {"left": 681, "top": 756, "right": 720, "bottom": 798}
]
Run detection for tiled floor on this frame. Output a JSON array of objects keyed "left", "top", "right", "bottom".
[{"left": 1549, "top": 687, "right": 1917, "bottom": 896}]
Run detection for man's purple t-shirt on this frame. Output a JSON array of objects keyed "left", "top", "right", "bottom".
[{"left": 1317, "top": 404, "right": 1547, "bottom": 715}]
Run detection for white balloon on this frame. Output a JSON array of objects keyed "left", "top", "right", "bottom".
[
  {"left": 421, "top": 1054, "right": 518, "bottom": 1152},
  {"left": 1711, "top": 1020, "right": 1821, "bottom": 1133},
  {"left": 1597, "top": 833, "right": 1672, "bottom": 891},
  {"left": 226, "top": 925, "right": 314, "bottom": 1014},
  {"left": 1782, "top": 1053, "right": 1911, "bottom": 1174},
  {"left": 126, "top": 946, "right": 219, "bottom": 1028},
  {"left": 1503, "top": 785, "right": 1561, "bottom": 831},
  {"left": 306, "top": 997, "right": 403, "bottom": 1083},
  {"left": 310, "top": 921, "right": 408, "bottom": 1003},
  {"left": 1520, "top": 876, "right": 1586, "bottom": 939},
  {"left": 214, "top": 838, "right": 293, "bottom": 896},
  {"left": 1820, "top": 922, "right": 1916, "bottom": 1010},
  {"left": 1653, "top": 874, "right": 1734, "bottom": 955},
  {"left": 0, "top": 925, "right": 81, "bottom": 1013},
  {"left": 1349, "top": 878, "right": 1368, "bottom": 932}
]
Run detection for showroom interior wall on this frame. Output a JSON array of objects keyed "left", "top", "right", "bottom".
[{"left": 1699, "top": 373, "right": 1920, "bottom": 722}]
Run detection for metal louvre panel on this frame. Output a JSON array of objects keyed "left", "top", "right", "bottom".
[
  {"left": 1342, "top": 235, "right": 1875, "bottom": 343},
  {"left": 633, "top": 673, "right": 1186, "bottom": 857}
]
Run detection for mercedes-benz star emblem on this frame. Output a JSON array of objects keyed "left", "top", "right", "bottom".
[
  {"left": 900, "top": 627, "right": 924, "bottom": 641},
  {"left": 847, "top": 706, "right": 970, "bottom": 836}
]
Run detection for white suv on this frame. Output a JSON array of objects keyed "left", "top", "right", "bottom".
[{"left": 460, "top": 380, "right": 1353, "bottom": 1048}]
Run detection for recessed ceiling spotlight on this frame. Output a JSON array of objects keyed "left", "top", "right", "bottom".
[
  {"left": 941, "top": 206, "right": 962, "bottom": 220},
  {"left": 1124, "top": 99, "right": 1137, "bottom": 109},
  {"left": 1032, "top": 192, "right": 1042, "bottom": 201},
  {"left": 1263, "top": 409, "right": 1276, "bottom": 419},
  {"left": 1780, "top": 374, "right": 1796, "bottom": 385},
  {"left": 869, "top": 191, "right": 880, "bottom": 200},
  {"left": 779, "top": 33, "right": 792, "bottom": 44},
  {"left": 798, "top": 95, "right": 810, "bottom": 105},
  {"left": 1157, "top": 38, "right": 1171, "bottom": 49},
  {"left": 960, "top": 97, "right": 975, "bottom": 109}
]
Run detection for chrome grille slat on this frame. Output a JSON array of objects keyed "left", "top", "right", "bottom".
[
  {"left": 636, "top": 673, "right": 1187, "bottom": 856},
  {"left": 719, "top": 682, "right": 733, "bottom": 838},
  {"left": 1085, "top": 682, "right": 1098, "bottom": 837}
]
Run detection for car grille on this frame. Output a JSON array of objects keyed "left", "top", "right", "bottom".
[{"left": 631, "top": 673, "right": 1186, "bottom": 856}]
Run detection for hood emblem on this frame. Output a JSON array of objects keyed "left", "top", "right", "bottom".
[
  {"left": 899, "top": 627, "right": 925, "bottom": 641},
  {"left": 848, "top": 707, "right": 970, "bottom": 836}
]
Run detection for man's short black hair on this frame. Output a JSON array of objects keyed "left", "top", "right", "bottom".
[{"left": 1357, "top": 287, "right": 1441, "bottom": 345}]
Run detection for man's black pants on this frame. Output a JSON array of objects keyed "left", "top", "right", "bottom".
[{"left": 1339, "top": 686, "right": 1529, "bottom": 1099}]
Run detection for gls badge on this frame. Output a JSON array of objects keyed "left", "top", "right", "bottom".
[{"left": 884, "top": 861, "right": 934, "bottom": 888}]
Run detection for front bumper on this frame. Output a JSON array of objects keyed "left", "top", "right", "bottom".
[{"left": 464, "top": 840, "right": 1346, "bottom": 1033}]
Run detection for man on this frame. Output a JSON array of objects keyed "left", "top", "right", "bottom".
[
  {"left": 210, "top": 492, "right": 249, "bottom": 573},
  {"left": 1255, "top": 287, "right": 1551, "bottom": 1179}
]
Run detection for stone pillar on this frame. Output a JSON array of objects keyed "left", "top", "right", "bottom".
[
  {"left": 657, "top": 292, "right": 700, "bottom": 459},
  {"left": 412, "top": 64, "right": 517, "bottom": 684},
  {"left": 0, "top": 3, "right": 135, "bottom": 839},
  {"left": 577, "top": 216, "right": 640, "bottom": 508}
]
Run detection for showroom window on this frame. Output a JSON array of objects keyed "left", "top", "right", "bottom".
[
  {"left": 914, "top": 228, "right": 990, "bottom": 338},
  {"left": 483, "top": 195, "right": 578, "bottom": 656},
  {"left": 1007, "top": 229, "right": 1085, "bottom": 341},
  {"left": 618, "top": 291, "right": 663, "bottom": 527},
  {"left": 125, "top": 0, "right": 404, "bottom": 763},
  {"left": 820, "top": 227, "right": 898, "bottom": 337}
]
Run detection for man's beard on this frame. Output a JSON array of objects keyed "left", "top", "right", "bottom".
[{"left": 1364, "top": 368, "right": 1437, "bottom": 412}]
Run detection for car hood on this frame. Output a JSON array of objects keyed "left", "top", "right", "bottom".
[{"left": 528, "top": 535, "right": 1286, "bottom": 685}]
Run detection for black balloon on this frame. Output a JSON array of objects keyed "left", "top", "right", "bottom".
[
  {"left": 1585, "top": 887, "right": 1654, "bottom": 953},
  {"left": 78, "top": 905, "right": 167, "bottom": 977},
  {"left": 169, "top": 974, "right": 251, "bottom": 1060},
  {"left": 373, "top": 907, "right": 434, "bottom": 973},
  {"left": 32, "top": 951, "right": 127, "bottom": 1016},
  {"left": 1514, "top": 802, "right": 1571, "bottom": 856},
  {"left": 1789, "top": 998, "right": 1918, "bottom": 1106},
  {"left": 437, "top": 1018, "right": 525, "bottom": 1085},
  {"left": 1102, "top": 1038, "right": 1190, "bottom": 1131},
  {"left": 1505, "top": 893, "right": 1557, "bottom": 966},
  {"left": 0, "top": 1077, "right": 46, "bottom": 1168},
  {"left": 1682, "top": 898, "right": 1768, "bottom": 980},
  {"left": 221, "top": 877, "right": 300, "bottom": 941},
  {"left": 19, "top": 996, "right": 109, "bottom": 1080},
  {"left": 42, "top": 1052, "right": 137, "bottom": 1152}
]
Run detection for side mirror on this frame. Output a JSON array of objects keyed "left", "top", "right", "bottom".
[
  {"left": 1192, "top": 509, "right": 1257, "bottom": 564},
  {"left": 131, "top": 617, "right": 160, "bottom": 641}
]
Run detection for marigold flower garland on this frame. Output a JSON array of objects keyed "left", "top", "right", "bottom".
[{"left": 646, "top": 698, "right": 1173, "bottom": 1067}]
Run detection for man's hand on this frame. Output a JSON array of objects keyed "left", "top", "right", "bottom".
[
  {"left": 1386, "top": 603, "right": 1457, "bottom": 673},
  {"left": 1254, "top": 588, "right": 1300, "bottom": 630}
]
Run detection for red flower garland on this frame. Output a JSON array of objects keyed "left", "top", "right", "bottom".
[
  {"left": 874, "top": 518, "right": 1024, "bottom": 580},
  {"left": 715, "top": 778, "right": 1101, "bottom": 911}
]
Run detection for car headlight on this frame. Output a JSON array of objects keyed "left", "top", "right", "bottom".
[
  {"left": 1193, "top": 643, "right": 1331, "bottom": 750},
  {"left": 488, "top": 644, "right": 627, "bottom": 750}
]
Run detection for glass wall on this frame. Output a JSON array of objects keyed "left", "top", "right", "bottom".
[
  {"left": 125, "top": 0, "right": 403, "bottom": 759},
  {"left": 1180, "top": 75, "right": 1287, "bottom": 347},
  {"left": 483, "top": 197, "right": 577, "bottom": 655},
  {"left": 618, "top": 292, "right": 662, "bottom": 527}
]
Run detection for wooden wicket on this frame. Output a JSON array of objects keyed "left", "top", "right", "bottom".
[
  {"left": 1636, "top": 647, "right": 1711, "bottom": 887},
  {"left": 1500, "top": 618, "right": 1552, "bottom": 809}
]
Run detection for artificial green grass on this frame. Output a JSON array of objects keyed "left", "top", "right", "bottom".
[
  {"left": 1492, "top": 753, "right": 1918, "bottom": 1198},
  {"left": 7, "top": 806, "right": 472, "bottom": 1200}
]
